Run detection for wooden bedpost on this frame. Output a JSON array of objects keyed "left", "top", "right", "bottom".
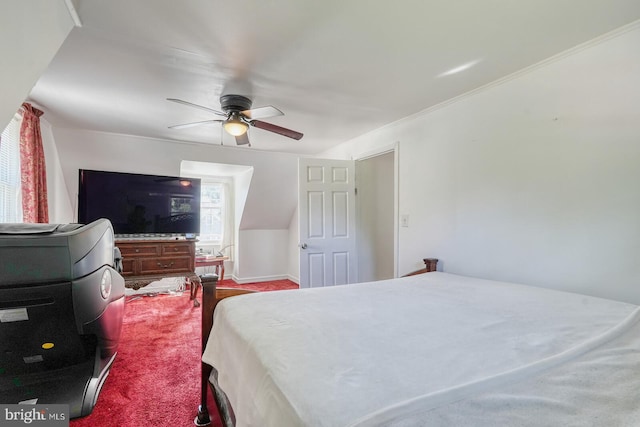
[
  {"left": 195, "top": 273, "right": 217, "bottom": 426},
  {"left": 403, "top": 258, "right": 439, "bottom": 276},
  {"left": 195, "top": 273, "right": 259, "bottom": 426},
  {"left": 423, "top": 258, "right": 438, "bottom": 272}
]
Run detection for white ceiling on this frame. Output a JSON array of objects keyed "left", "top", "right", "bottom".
[{"left": 29, "top": 0, "right": 640, "bottom": 156}]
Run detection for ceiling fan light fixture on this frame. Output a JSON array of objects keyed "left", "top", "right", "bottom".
[{"left": 223, "top": 113, "right": 249, "bottom": 136}]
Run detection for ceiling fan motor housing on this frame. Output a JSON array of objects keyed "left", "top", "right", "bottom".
[{"left": 220, "top": 94, "right": 252, "bottom": 113}]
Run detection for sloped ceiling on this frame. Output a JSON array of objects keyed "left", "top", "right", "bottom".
[
  {"left": 0, "top": 0, "right": 74, "bottom": 129},
  {"left": 28, "top": 0, "right": 640, "bottom": 155}
]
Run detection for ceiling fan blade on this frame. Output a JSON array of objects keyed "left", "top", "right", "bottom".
[
  {"left": 235, "top": 133, "right": 250, "bottom": 145},
  {"left": 166, "top": 98, "right": 226, "bottom": 117},
  {"left": 250, "top": 120, "right": 303, "bottom": 140},
  {"left": 168, "top": 119, "right": 222, "bottom": 129},
  {"left": 241, "top": 105, "right": 283, "bottom": 120}
]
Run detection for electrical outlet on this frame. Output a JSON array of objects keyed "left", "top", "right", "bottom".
[{"left": 401, "top": 215, "right": 409, "bottom": 227}]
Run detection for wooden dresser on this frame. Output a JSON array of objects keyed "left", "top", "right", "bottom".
[{"left": 116, "top": 239, "right": 200, "bottom": 291}]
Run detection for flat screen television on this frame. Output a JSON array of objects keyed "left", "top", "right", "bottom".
[{"left": 78, "top": 169, "right": 201, "bottom": 237}]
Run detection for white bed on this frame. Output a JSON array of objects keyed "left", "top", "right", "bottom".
[{"left": 200, "top": 272, "right": 640, "bottom": 426}]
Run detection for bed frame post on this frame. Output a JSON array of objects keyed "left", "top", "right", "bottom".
[
  {"left": 195, "top": 273, "right": 217, "bottom": 426},
  {"left": 423, "top": 258, "right": 438, "bottom": 272}
]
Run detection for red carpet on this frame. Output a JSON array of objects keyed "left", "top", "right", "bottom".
[{"left": 70, "top": 279, "right": 298, "bottom": 427}]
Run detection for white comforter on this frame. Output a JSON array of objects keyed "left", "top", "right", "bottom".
[{"left": 202, "top": 272, "right": 640, "bottom": 426}]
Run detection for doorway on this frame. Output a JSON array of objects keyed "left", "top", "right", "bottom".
[{"left": 356, "top": 151, "right": 395, "bottom": 282}]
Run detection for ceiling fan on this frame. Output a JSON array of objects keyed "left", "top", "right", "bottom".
[{"left": 167, "top": 95, "right": 303, "bottom": 146}]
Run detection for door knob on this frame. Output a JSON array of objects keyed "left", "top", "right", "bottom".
[{"left": 299, "top": 243, "right": 308, "bottom": 249}]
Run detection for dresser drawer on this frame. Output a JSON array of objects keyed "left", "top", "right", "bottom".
[
  {"left": 161, "top": 243, "right": 193, "bottom": 256},
  {"left": 138, "top": 256, "right": 192, "bottom": 275},
  {"left": 120, "top": 258, "right": 136, "bottom": 276},
  {"left": 118, "top": 244, "right": 160, "bottom": 258}
]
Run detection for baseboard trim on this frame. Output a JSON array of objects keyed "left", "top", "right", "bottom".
[{"left": 230, "top": 274, "right": 291, "bottom": 284}]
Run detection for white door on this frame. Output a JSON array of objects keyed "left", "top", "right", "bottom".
[{"left": 298, "top": 158, "right": 356, "bottom": 288}]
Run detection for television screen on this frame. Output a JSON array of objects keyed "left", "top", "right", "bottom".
[{"left": 78, "top": 169, "right": 201, "bottom": 236}]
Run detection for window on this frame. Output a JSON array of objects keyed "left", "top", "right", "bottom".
[
  {"left": 0, "top": 114, "right": 22, "bottom": 223},
  {"left": 199, "top": 181, "right": 225, "bottom": 243}
]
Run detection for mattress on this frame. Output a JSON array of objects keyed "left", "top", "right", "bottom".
[{"left": 201, "top": 272, "right": 640, "bottom": 426}]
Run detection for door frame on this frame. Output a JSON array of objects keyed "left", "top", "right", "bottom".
[{"left": 353, "top": 142, "right": 399, "bottom": 278}]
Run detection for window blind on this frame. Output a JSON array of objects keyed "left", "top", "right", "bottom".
[
  {"left": 0, "top": 114, "right": 23, "bottom": 222},
  {"left": 199, "top": 181, "right": 224, "bottom": 243}
]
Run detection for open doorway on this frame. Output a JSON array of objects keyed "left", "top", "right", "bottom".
[{"left": 356, "top": 150, "right": 395, "bottom": 282}]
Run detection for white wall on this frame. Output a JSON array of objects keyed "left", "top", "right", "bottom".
[
  {"left": 236, "top": 229, "right": 290, "bottom": 283},
  {"left": 322, "top": 24, "right": 640, "bottom": 304},
  {"left": 287, "top": 207, "right": 299, "bottom": 283},
  {"left": 50, "top": 127, "right": 299, "bottom": 282},
  {"left": 229, "top": 167, "right": 254, "bottom": 279},
  {"left": 0, "top": 0, "right": 74, "bottom": 129},
  {"left": 40, "top": 118, "right": 73, "bottom": 222}
]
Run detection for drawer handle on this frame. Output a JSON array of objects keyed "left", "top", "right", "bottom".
[
  {"left": 135, "top": 249, "right": 140, "bottom": 253},
  {"left": 157, "top": 262, "right": 175, "bottom": 269}
]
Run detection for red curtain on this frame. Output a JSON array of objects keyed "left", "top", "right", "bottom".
[{"left": 20, "top": 102, "right": 49, "bottom": 223}]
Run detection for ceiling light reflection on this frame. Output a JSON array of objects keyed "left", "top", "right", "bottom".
[{"left": 438, "top": 59, "right": 482, "bottom": 77}]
